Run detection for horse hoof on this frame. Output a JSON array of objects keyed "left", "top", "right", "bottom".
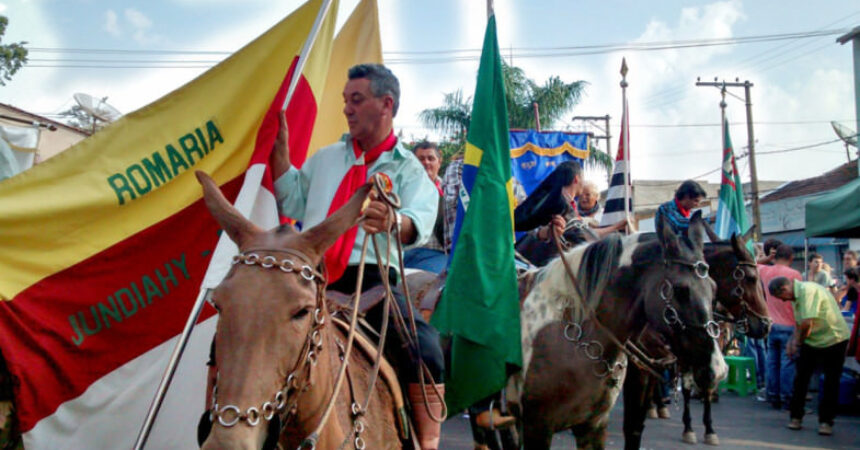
[
  {"left": 704, "top": 433, "right": 719, "bottom": 445},
  {"left": 657, "top": 406, "right": 671, "bottom": 419},
  {"left": 682, "top": 431, "right": 697, "bottom": 444},
  {"left": 646, "top": 407, "right": 658, "bottom": 419}
]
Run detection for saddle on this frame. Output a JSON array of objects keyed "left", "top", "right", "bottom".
[
  {"left": 326, "top": 285, "right": 390, "bottom": 315},
  {"left": 325, "top": 268, "right": 445, "bottom": 315},
  {"left": 330, "top": 316, "right": 411, "bottom": 441}
]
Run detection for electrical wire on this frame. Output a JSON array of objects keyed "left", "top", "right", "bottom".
[{"left": 23, "top": 28, "right": 851, "bottom": 68}]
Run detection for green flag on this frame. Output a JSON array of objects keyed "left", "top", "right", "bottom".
[
  {"left": 431, "top": 15, "right": 521, "bottom": 414},
  {"left": 714, "top": 117, "right": 750, "bottom": 239}
]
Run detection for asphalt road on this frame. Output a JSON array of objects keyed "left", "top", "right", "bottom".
[{"left": 439, "top": 391, "right": 860, "bottom": 449}]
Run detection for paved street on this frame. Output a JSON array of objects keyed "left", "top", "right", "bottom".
[{"left": 440, "top": 391, "right": 860, "bottom": 449}]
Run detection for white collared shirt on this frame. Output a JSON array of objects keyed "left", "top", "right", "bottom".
[{"left": 274, "top": 136, "right": 438, "bottom": 273}]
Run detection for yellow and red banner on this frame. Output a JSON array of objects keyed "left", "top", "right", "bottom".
[{"left": 0, "top": 0, "right": 343, "bottom": 447}]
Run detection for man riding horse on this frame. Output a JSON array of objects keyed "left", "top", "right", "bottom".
[
  {"left": 271, "top": 64, "right": 446, "bottom": 449},
  {"left": 205, "top": 64, "right": 446, "bottom": 449}
]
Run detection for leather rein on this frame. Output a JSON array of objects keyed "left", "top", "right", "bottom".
[
  {"left": 550, "top": 230, "right": 720, "bottom": 380},
  {"left": 208, "top": 174, "right": 446, "bottom": 450}
]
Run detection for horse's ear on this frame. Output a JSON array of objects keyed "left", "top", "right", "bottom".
[
  {"left": 196, "top": 171, "right": 263, "bottom": 248},
  {"left": 731, "top": 231, "right": 755, "bottom": 262},
  {"left": 741, "top": 224, "right": 756, "bottom": 243},
  {"left": 657, "top": 211, "right": 681, "bottom": 257},
  {"left": 302, "top": 183, "right": 373, "bottom": 259},
  {"left": 687, "top": 210, "right": 706, "bottom": 251}
]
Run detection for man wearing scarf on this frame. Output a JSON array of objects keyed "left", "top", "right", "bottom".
[
  {"left": 271, "top": 64, "right": 444, "bottom": 449},
  {"left": 654, "top": 179, "right": 708, "bottom": 236}
]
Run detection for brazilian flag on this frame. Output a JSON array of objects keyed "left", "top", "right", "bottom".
[{"left": 431, "top": 14, "right": 521, "bottom": 415}]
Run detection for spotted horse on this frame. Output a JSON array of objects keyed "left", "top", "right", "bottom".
[{"left": 510, "top": 210, "right": 726, "bottom": 449}]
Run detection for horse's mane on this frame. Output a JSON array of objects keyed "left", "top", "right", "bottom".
[
  {"left": 531, "top": 234, "right": 625, "bottom": 322},
  {"left": 577, "top": 234, "right": 624, "bottom": 309}
]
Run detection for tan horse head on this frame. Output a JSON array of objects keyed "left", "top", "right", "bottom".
[{"left": 195, "top": 171, "right": 397, "bottom": 449}]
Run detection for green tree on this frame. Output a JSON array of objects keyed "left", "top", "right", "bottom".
[
  {"left": 419, "top": 62, "right": 613, "bottom": 177},
  {"left": 418, "top": 89, "right": 471, "bottom": 153},
  {"left": 0, "top": 16, "right": 28, "bottom": 86},
  {"left": 502, "top": 62, "right": 585, "bottom": 130}
]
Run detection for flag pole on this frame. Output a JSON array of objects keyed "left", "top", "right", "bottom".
[
  {"left": 720, "top": 82, "right": 727, "bottom": 152},
  {"left": 620, "top": 58, "right": 631, "bottom": 229},
  {"left": 132, "top": 1, "right": 335, "bottom": 448}
]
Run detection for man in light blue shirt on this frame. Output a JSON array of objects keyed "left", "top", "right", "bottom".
[{"left": 270, "top": 64, "right": 444, "bottom": 449}]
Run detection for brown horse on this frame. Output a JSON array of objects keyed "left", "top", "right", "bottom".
[
  {"left": 196, "top": 172, "right": 404, "bottom": 450},
  {"left": 622, "top": 229, "right": 770, "bottom": 448}
]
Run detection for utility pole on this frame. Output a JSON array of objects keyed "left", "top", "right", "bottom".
[
  {"left": 837, "top": 26, "right": 860, "bottom": 176},
  {"left": 571, "top": 114, "right": 612, "bottom": 154},
  {"left": 696, "top": 77, "right": 762, "bottom": 241}
]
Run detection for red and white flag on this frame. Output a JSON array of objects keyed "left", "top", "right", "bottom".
[
  {"left": 600, "top": 81, "right": 632, "bottom": 227},
  {"left": 0, "top": 0, "right": 385, "bottom": 447}
]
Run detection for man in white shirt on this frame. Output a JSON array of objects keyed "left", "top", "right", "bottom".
[{"left": 270, "top": 64, "right": 444, "bottom": 449}]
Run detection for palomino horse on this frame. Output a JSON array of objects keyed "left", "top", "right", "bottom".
[
  {"left": 196, "top": 172, "right": 404, "bottom": 450},
  {"left": 515, "top": 211, "right": 726, "bottom": 449},
  {"left": 622, "top": 229, "right": 770, "bottom": 448}
]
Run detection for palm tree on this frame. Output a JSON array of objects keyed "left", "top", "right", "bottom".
[
  {"left": 419, "top": 63, "right": 614, "bottom": 178},
  {"left": 418, "top": 90, "right": 471, "bottom": 150},
  {"left": 502, "top": 62, "right": 586, "bottom": 131}
]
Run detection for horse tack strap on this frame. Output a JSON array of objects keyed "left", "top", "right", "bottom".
[
  {"left": 551, "top": 230, "right": 670, "bottom": 381},
  {"left": 330, "top": 317, "right": 409, "bottom": 433}
]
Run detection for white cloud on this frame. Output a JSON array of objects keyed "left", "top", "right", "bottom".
[
  {"left": 124, "top": 8, "right": 155, "bottom": 44},
  {"left": 0, "top": 4, "right": 7, "bottom": 14},
  {"left": 104, "top": 10, "right": 120, "bottom": 37}
]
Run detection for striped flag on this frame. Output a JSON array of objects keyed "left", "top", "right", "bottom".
[
  {"left": 714, "top": 117, "right": 749, "bottom": 238},
  {"left": 0, "top": 1, "right": 342, "bottom": 447},
  {"left": 600, "top": 90, "right": 632, "bottom": 227},
  {"left": 431, "top": 14, "right": 521, "bottom": 415}
]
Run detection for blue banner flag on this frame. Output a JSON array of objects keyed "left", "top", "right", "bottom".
[{"left": 509, "top": 129, "right": 589, "bottom": 195}]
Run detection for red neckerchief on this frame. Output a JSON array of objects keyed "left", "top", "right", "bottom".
[
  {"left": 675, "top": 198, "right": 691, "bottom": 218},
  {"left": 434, "top": 178, "right": 442, "bottom": 196},
  {"left": 324, "top": 131, "right": 397, "bottom": 282}
]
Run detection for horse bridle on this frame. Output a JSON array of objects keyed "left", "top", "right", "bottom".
[
  {"left": 715, "top": 260, "right": 768, "bottom": 334},
  {"left": 209, "top": 249, "right": 327, "bottom": 429},
  {"left": 660, "top": 259, "right": 721, "bottom": 340}
]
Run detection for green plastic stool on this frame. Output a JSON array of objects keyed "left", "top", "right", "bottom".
[{"left": 720, "top": 355, "right": 757, "bottom": 396}]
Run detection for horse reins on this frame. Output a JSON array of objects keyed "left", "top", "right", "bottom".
[
  {"left": 306, "top": 174, "right": 446, "bottom": 449},
  {"left": 551, "top": 230, "right": 657, "bottom": 380},
  {"left": 550, "top": 230, "right": 723, "bottom": 381},
  {"left": 209, "top": 174, "right": 445, "bottom": 450}
]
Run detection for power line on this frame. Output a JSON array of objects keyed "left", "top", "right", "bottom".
[
  {"left": 630, "top": 119, "right": 853, "bottom": 128},
  {"left": 23, "top": 27, "right": 851, "bottom": 69},
  {"left": 639, "top": 11, "right": 859, "bottom": 110}
]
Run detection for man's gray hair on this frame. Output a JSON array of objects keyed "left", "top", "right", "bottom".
[
  {"left": 412, "top": 140, "right": 440, "bottom": 157},
  {"left": 348, "top": 64, "right": 400, "bottom": 117}
]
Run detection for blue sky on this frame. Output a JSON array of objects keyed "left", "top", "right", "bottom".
[{"left": 2, "top": 0, "right": 858, "bottom": 187}]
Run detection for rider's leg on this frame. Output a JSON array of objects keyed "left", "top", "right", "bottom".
[{"left": 364, "top": 290, "right": 446, "bottom": 450}]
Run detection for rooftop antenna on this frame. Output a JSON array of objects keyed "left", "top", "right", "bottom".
[
  {"left": 73, "top": 93, "right": 122, "bottom": 132},
  {"left": 831, "top": 121, "right": 857, "bottom": 163}
]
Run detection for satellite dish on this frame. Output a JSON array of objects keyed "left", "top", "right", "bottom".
[
  {"left": 831, "top": 121, "right": 857, "bottom": 147},
  {"left": 73, "top": 93, "right": 122, "bottom": 123}
]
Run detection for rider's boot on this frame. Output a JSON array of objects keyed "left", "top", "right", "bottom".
[
  {"left": 408, "top": 383, "right": 445, "bottom": 450},
  {"left": 475, "top": 408, "right": 516, "bottom": 429}
]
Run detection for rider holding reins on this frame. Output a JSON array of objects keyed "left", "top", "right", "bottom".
[{"left": 270, "top": 64, "right": 446, "bottom": 449}]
